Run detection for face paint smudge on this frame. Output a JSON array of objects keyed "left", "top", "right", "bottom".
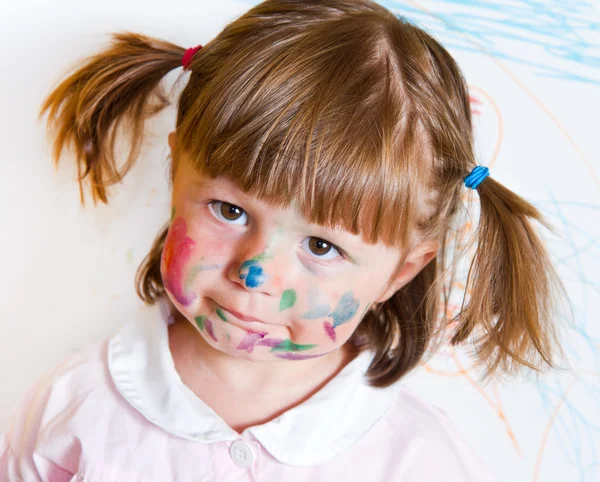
[
  {"left": 170, "top": 206, "right": 176, "bottom": 222},
  {"left": 274, "top": 352, "right": 322, "bottom": 360},
  {"left": 237, "top": 330, "right": 268, "bottom": 353},
  {"left": 184, "top": 259, "right": 224, "bottom": 291},
  {"left": 256, "top": 337, "right": 284, "bottom": 348},
  {"left": 270, "top": 340, "right": 317, "bottom": 353},
  {"left": 250, "top": 252, "right": 272, "bottom": 263},
  {"left": 238, "top": 259, "right": 267, "bottom": 288},
  {"left": 279, "top": 289, "right": 296, "bottom": 311},
  {"left": 162, "top": 217, "right": 197, "bottom": 306},
  {"left": 329, "top": 291, "right": 360, "bottom": 328},
  {"left": 195, "top": 315, "right": 206, "bottom": 331},
  {"left": 301, "top": 288, "right": 330, "bottom": 319},
  {"left": 216, "top": 308, "right": 228, "bottom": 322},
  {"left": 204, "top": 318, "right": 218, "bottom": 342},
  {"left": 324, "top": 321, "right": 336, "bottom": 342}
]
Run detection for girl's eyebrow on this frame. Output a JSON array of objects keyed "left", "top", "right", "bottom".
[
  {"left": 190, "top": 175, "right": 369, "bottom": 255},
  {"left": 191, "top": 176, "right": 246, "bottom": 199}
]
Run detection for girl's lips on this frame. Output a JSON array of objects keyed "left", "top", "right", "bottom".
[{"left": 220, "top": 305, "right": 266, "bottom": 325}]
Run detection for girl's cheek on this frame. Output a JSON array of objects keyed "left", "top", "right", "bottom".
[
  {"left": 161, "top": 217, "right": 199, "bottom": 307},
  {"left": 291, "top": 286, "right": 363, "bottom": 345}
]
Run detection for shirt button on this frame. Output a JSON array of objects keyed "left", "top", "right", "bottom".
[{"left": 230, "top": 440, "right": 254, "bottom": 468}]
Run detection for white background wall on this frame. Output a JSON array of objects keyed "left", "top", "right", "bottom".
[{"left": 1, "top": 1, "right": 598, "bottom": 481}]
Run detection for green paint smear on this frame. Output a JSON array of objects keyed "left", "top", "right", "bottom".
[
  {"left": 279, "top": 289, "right": 296, "bottom": 311},
  {"left": 270, "top": 340, "right": 317, "bottom": 352},
  {"left": 184, "top": 258, "right": 206, "bottom": 290},
  {"left": 195, "top": 315, "right": 206, "bottom": 331},
  {"left": 250, "top": 252, "right": 273, "bottom": 262},
  {"left": 216, "top": 308, "right": 228, "bottom": 322},
  {"left": 170, "top": 206, "right": 176, "bottom": 221}
]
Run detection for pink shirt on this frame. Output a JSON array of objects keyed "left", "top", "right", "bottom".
[{"left": 1, "top": 299, "right": 498, "bottom": 481}]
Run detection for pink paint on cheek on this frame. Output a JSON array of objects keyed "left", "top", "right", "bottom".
[
  {"left": 324, "top": 321, "right": 336, "bottom": 342},
  {"left": 162, "top": 217, "right": 197, "bottom": 306}
]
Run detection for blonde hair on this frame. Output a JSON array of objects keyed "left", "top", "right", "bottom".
[{"left": 39, "top": 0, "right": 568, "bottom": 387}]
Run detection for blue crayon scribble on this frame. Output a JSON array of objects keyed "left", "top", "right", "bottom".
[
  {"left": 383, "top": 0, "right": 599, "bottom": 85},
  {"left": 238, "top": 259, "right": 267, "bottom": 288},
  {"left": 238, "top": 0, "right": 599, "bottom": 84},
  {"left": 329, "top": 291, "right": 360, "bottom": 328}
]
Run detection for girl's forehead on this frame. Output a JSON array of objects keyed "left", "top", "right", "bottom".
[
  {"left": 177, "top": 160, "right": 390, "bottom": 253},
  {"left": 175, "top": 152, "right": 409, "bottom": 256}
]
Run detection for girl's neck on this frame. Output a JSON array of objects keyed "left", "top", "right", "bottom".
[{"left": 167, "top": 312, "right": 359, "bottom": 433}]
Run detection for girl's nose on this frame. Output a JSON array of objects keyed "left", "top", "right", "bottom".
[{"left": 227, "top": 233, "right": 285, "bottom": 296}]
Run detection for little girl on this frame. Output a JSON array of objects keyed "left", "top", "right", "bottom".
[{"left": 1, "top": 0, "right": 566, "bottom": 480}]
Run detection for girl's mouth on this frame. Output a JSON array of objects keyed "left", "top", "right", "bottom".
[{"left": 216, "top": 303, "right": 268, "bottom": 327}]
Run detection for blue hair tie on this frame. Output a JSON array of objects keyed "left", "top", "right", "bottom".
[{"left": 464, "top": 166, "right": 489, "bottom": 189}]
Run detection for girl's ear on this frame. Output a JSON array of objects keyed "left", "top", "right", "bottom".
[{"left": 374, "top": 239, "right": 440, "bottom": 304}]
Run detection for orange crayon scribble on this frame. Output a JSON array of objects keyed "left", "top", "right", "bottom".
[
  {"left": 422, "top": 338, "right": 523, "bottom": 456},
  {"left": 468, "top": 86, "right": 504, "bottom": 170},
  {"left": 532, "top": 376, "right": 578, "bottom": 481},
  {"left": 450, "top": 350, "right": 523, "bottom": 457}
]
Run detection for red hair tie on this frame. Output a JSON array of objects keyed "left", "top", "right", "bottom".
[{"left": 182, "top": 45, "right": 202, "bottom": 71}]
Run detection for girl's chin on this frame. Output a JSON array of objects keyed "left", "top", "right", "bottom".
[{"left": 195, "top": 324, "right": 330, "bottom": 362}]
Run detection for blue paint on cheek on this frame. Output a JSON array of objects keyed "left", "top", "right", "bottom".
[
  {"left": 301, "top": 288, "right": 331, "bottom": 319},
  {"left": 302, "top": 303, "right": 331, "bottom": 320},
  {"left": 329, "top": 291, "right": 360, "bottom": 328},
  {"left": 238, "top": 260, "right": 267, "bottom": 288}
]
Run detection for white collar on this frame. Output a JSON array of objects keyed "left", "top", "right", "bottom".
[{"left": 108, "top": 299, "right": 404, "bottom": 466}]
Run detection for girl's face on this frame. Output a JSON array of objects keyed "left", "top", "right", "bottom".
[{"left": 162, "top": 152, "right": 435, "bottom": 362}]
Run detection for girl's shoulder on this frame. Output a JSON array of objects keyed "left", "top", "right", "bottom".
[
  {"left": 373, "top": 384, "right": 499, "bottom": 480},
  {"left": 8, "top": 338, "right": 111, "bottom": 417},
  {"left": 3, "top": 338, "right": 128, "bottom": 442},
  {"left": 1, "top": 336, "right": 154, "bottom": 481}
]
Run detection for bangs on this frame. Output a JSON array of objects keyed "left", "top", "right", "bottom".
[{"left": 175, "top": 11, "right": 432, "bottom": 248}]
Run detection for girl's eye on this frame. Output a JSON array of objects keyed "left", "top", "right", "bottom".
[
  {"left": 209, "top": 201, "right": 248, "bottom": 225},
  {"left": 301, "top": 237, "right": 341, "bottom": 261}
]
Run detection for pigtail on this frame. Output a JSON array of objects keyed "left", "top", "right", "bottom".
[
  {"left": 38, "top": 32, "right": 186, "bottom": 205},
  {"left": 356, "top": 258, "right": 439, "bottom": 388},
  {"left": 450, "top": 176, "right": 569, "bottom": 382},
  {"left": 135, "top": 221, "right": 169, "bottom": 304}
]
